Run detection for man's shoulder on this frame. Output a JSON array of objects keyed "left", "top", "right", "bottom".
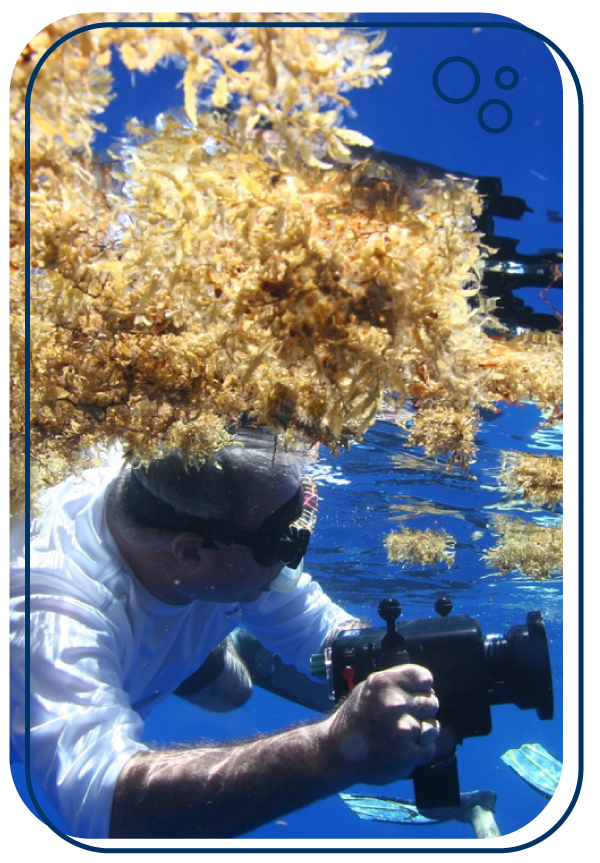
[
  {"left": 24, "top": 459, "right": 129, "bottom": 592},
  {"left": 40, "top": 459, "right": 125, "bottom": 509}
]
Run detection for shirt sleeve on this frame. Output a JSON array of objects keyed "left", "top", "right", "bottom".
[
  {"left": 10, "top": 566, "right": 148, "bottom": 839},
  {"left": 239, "top": 570, "right": 358, "bottom": 675}
]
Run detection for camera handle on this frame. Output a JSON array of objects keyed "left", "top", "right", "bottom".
[
  {"left": 412, "top": 754, "right": 460, "bottom": 810},
  {"left": 377, "top": 599, "right": 462, "bottom": 810}
]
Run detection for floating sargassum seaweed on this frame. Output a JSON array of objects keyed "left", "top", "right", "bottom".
[
  {"left": 12, "top": 13, "right": 563, "bottom": 519},
  {"left": 481, "top": 515, "right": 563, "bottom": 579},
  {"left": 385, "top": 527, "right": 456, "bottom": 567}
]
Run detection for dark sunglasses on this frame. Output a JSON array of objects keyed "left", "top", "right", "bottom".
[{"left": 125, "top": 471, "right": 318, "bottom": 569}]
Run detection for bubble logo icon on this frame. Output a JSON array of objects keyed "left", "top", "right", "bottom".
[{"left": 433, "top": 57, "right": 518, "bottom": 133}]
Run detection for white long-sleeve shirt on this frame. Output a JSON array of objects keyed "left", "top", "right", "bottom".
[{"left": 10, "top": 464, "right": 354, "bottom": 838}]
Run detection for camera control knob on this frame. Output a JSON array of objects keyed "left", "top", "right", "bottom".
[
  {"left": 378, "top": 598, "right": 406, "bottom": 653},
  {"left": 378, "top": 598, "right": 401, "bottom": 624},
  {"left": 434, "top": 597, "right": 453, "bottom": 617}
]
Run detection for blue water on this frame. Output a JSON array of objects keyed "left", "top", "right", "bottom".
[{"left": 14, "top": 12, "right": 566, "bottom": 846}]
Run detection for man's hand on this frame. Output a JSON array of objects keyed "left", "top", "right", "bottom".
[{"left": 320, "top": 663, "right": 440, "bottom": 785}]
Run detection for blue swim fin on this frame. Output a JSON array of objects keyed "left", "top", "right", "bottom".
[{"left": 500, "top": 743, "right": 562, "bottom": 798}]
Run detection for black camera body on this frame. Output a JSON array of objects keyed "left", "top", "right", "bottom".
[{"left": 311, "top": 598, "right": 553, "bottom": 811}]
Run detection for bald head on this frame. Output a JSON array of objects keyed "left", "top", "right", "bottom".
[{"left": 130, "top": 427, "right": 306, "bottom": 528}]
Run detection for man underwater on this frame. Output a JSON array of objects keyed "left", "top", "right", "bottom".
[{"left": 10, "top": 425, "right": 439, "bottom": 838}]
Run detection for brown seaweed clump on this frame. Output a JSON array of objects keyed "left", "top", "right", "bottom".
[
  {"left": 399, "top": 405, "right": 481, "bottom": 471},
  {"left": 106, "top": 123, "right": 488, "bottom": 456},
  {"left": 481, "top": 515, "right": 562, "bottom": 580},
  {"left": 385, "top": 528, "right": 456, "bottom": 567},
  {"left": 12, "top": 13, "right": 563, "bottom": 519},
  {"left": 13, "top": 13, "right": 498, "bottom": 515},
  {"left": 497, "top": 451, "right": 563, "bottom": 508},
  {"left": 482, "top": 331, "right": 563, "bottom": 420}
]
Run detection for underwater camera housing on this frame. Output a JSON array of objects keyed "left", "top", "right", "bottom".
[{"left": 310, "top": 598, "right": 553, "bottom": 811}]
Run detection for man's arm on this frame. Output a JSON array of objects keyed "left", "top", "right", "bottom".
[{"left": 110, "top": 664, "right": 439, "bottom": 838}]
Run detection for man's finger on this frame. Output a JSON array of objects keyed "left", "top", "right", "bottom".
[
  {"left": 388, "top": 663, "right": 435, "bottom": 693},
  {"left": 418, "top": 719, "right": 440, "bottom": 746}
]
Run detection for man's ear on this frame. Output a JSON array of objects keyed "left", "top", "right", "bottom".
[{"left": 171, "top": 534, "right": 208, "bottom": 569}]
